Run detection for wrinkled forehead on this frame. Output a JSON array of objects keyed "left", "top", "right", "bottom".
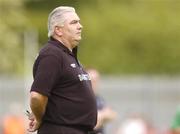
[{"left": 63, "top": 12, "right": 80, "bottom": 22}]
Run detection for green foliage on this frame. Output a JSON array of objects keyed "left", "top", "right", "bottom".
[
  {"left": 78, "top": 1, "right": 180, "bottom": 75},
  {"left": 0, "top": 0, "right": 26, "bottom": 75},
  {"left": 5, "top": 0, "right": 179, "bottom": 75}
]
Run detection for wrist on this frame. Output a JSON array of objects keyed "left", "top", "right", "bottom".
[{"left": 35, "top": 116, "right": 42, "bottom": 123}]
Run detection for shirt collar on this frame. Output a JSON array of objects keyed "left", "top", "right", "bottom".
[{"left": 48, "top": 37, "right": 78, "bottom": 57}]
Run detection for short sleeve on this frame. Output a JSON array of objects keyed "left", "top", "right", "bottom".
[{"left": 31, "top": 55, "right": 62, "bottom": 96}]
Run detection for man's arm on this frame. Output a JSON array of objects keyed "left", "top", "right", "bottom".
[
  {"left": 30, "top": 91, "right": 48, "bottom": 121},
  {"left": 28, "top": 91, "right": 48, "bottom": 132}
]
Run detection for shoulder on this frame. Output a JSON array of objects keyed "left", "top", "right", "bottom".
[
  {"left": 40, "top": 43, "right": 62, "bottom": 55},
  {"left": 39, "top": 43, "right": 63, "bottom": 60},
  {"left": 33, "top": 43, "right": 65, "bottom": 68}
]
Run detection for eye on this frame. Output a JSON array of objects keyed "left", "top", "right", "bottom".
[{"left": 70, "top": 20, "right": 79, "bottom": 24}]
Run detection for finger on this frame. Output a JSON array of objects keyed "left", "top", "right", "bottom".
[
  {"left": 27, "top": 122, "right": 36, "bottom": 132},
  {"left": 27, "top": 128, "right": 36, "bottom": 132},
  {"left": 29, "top": 121, "right": 34, "bottom": 127},
  {"left": 28, "top": 116, "right": 34, "bottom": 121}
]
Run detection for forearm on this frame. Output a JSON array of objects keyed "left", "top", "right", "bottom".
[
  {"left": 30, "top": 91, "right": 48, "bottom": 122},
  {"left": 95, "top": 111, "right": 105, "bottom": 129}
]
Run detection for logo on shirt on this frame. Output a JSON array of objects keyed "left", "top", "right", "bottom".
[
  {"left": 78, "top": 74, "right": 91, "bottom": 81},
  {"left": 70, "top": 63, "right": 76, "bottom": 68}
]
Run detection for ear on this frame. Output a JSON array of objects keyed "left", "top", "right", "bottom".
[{"left": 54, "top": 26, "right": 63, "bottom": 36}]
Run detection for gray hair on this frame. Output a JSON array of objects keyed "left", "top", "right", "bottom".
[{"left": 47, "top": 6, "right": 75, "bottom": 37}]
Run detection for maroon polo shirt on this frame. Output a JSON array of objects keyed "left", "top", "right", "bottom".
[{"left": 31, "top": 37, "right": 97, "bottom": 131}]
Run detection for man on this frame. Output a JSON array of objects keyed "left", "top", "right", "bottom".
[
  {"left": 86, "top": 68, "right": 117, "bottom": 134},
  {"left": 28, "top": 6, "right": 97, "bottom": 134}
]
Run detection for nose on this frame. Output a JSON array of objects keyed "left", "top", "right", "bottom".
[{"left": 78, "top": 22, "right": 83, "bottom": 30}]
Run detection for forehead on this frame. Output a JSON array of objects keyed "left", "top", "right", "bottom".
[{"left": 63, "top": 12, "right": 80, "bottom": 22}]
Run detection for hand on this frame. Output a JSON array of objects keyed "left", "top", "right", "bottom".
[
  {"left": 103, "top": 107, "right": 117, "bottom": 121},
  {"left": 26, "top": 111, "right": 41, "bottom": 132},
  {"left": 28, "top": 117, "right": 41, "bottom": 132}
]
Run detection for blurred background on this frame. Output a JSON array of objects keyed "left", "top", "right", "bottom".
[{"left": 0, "top": 0, "right": 180, "bottom": 133}]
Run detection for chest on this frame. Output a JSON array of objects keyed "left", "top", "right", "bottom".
[{"left": 59, "top": 53, "right": 91, "bottom": 87}]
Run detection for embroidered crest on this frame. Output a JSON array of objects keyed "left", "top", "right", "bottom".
[{"left": 70, "top": 63, "right": 76, "bottom": 68}]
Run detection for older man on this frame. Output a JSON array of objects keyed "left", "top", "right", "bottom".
[{"left": 28, "top": 6, "right": 97, "bottom": 134}]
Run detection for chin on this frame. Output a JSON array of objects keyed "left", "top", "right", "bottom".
[
  {"left": 72, "top": 40, "right": 80, "bottom": 47},
  {"left": 77, "top": 36, "right": 82, "bottom": 40},
  {"left": 76, "top": 37, "right": 82, "bottom": 42}
]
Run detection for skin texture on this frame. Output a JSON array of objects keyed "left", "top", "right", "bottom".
[
  {"left": 53, "top": 12, "right": 83, "bottom": 51},
  {"left": 28, "top": 11, "right": 83, "bottom": 132},
  {"left": 28, "top": 92, "right": 48, "bottom": 132}
]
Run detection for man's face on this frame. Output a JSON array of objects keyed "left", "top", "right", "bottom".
[{"left": 61, "top": 12, "right": 83, "bottom": 47}]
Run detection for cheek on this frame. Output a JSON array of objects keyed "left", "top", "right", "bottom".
[
  {"left": 67, "top": 28, "right": 75, "bottom": 35},
  {"left": 63, "top": 30, "right": 72, "bottom": 38},
  {"left": 63, "top": 26, "right": 77, "bottom": 38}
]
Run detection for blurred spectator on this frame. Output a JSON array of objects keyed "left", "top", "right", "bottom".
[
  {"left": 116, "top": 113, "right": 156, "bottom": 134},
  {"left": 86, "top": 68, "right": 117, "bottom": 134},
  {"left": 1, "top": 102, "right": 26, "bottom": 134},
  {"left": 170, "top": 106, "right": 180, "bottom": 134}
]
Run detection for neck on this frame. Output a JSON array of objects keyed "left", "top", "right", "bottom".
[{"left": 52, "top": 35, "right": 73, "bottom": 51}]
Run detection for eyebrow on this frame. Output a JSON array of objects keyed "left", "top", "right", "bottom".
[{"left": 70, "top": 19, "right": 80, "bottom": 24}]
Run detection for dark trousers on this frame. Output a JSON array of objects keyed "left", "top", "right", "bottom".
[{"left": 38, "top": 122, "right": 96, "bottom": 134}]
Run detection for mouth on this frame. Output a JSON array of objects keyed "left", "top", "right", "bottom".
[{"left": 76, "top": 31, "right": 81, "bottom": 34}]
